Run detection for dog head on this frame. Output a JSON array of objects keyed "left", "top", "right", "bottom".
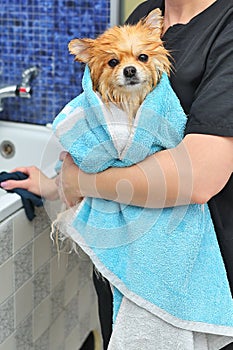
[{"left": 68, "top": 9, "right": 170, "bottom": 118}]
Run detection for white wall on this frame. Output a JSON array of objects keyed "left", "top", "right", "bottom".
[{"left": 121, "top": 0, "right": 143, "bottom": 22}]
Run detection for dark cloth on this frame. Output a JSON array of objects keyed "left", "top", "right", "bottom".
[
  {"left": 127, "top": 0, "right": 233, "bottom": 292},
  {"left": 222, "top": 343, "right": 233, "bottom": 350},
  {"left": 80, "top": 332, "right": 94, "bottom": 350},
  {"left": 93, "top": 271, "right": 113, "bottom": 350},
  {"left": 127, "top": 1, "right": 233, "bottom": 348},
  {"left": 0, "top": 171, "right": 43, "bottom": 221}
]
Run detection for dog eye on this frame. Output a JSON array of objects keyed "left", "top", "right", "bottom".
[
  {"left": 108, "top": 59, "right": 120, "bottom": 68},
  {"left": 138, "top": 54, "right": 148, "bottom": 62}
]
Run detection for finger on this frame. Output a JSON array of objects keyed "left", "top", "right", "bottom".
[
  {"left": 9, "top": 167, "right": 30, "bottom": 174},
  {"left": 59, "top": 151, "right": 69, "bottom": 161},
  {"left": 0, "top": 179, "right": 29, "bottom": 190},
  {"left": 55, "top": 175, "right": 60, "bottom": 186},
  {"left": 62, "top": 155, "right": 75, "bottom": 169},
  {"left": 60, "top": 152, "right": 74, "bottom": 167}
]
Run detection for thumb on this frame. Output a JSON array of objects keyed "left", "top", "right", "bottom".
[
  {"left": 0, "top": 179, "right": 29, "bottom": 190},
  {"left": 59, "top": 151, "right": 69, "bottom": 161},
  {"left": 60, "top": 152, "right": 74, "bottom": 166}
]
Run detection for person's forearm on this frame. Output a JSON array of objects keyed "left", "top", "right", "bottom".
[
  {"left": 79, "top": 144, "right": 193, "bottom": 208},
  {"left": 79, "top": 134, "right": 233, "bottom": 208},
  {"left": 97, "top": 152, "right": 182, "bottom": 208}
]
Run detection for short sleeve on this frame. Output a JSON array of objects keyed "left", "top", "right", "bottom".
[{"left": 185, "top": 21, "right": 233, "bottom": 136}]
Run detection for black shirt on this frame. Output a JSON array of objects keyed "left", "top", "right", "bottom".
[{"left": 127, "top": 0, "right": 233, "bottom": 293}]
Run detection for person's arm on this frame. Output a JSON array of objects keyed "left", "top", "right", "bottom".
[
  {"left": 57, "top": 133, "right": 233, "bottom": 208},
  {"left": 0, "top": 166, "right": 59, "bottom": 201}
]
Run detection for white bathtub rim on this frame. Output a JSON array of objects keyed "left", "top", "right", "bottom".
[
  {"left": 0, "top": 192, "right": 22, "bottom": 222},
  {"left": 0, "top": 121, "right": 60, "bottom": 222},
  {"left": 0, "top": 166, "right": 56, "bottom": 223}
]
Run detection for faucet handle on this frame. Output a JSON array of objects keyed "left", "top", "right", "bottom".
[
  {"left": 21, "top": 66, "right": 40, "bottom": 87},
  {"left": 17, "top": 66, "right": 40, "bottom": 98},
  {"left": 16, "top": 85, "right": 32, "bottom": 99},
  {"left": 0, "top": 66, "right": 39, "bottom": 112}
]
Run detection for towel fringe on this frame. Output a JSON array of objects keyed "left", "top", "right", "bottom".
[{"left": 50, "top": 205, "right": 88, "bottom": 264}]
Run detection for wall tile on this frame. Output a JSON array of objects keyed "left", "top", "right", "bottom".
[
  {"left": 51, "top": 240, "right": 59, "bottom": 257},
  {"left": 77, "top": 253, "right": 93, "bottom": 290},
  {"left": 33, "top": 207, "right": 51, "bottom": 237},
  {"left": 79, "top": 314, "right": 92, "bottom": 344},
  {"left": 89, "top": 299, "right": 102, "bottom": 334},
  {"left": 50, "top": 253, "right": 68, "bottom": 290},
  {"left": 64, "top": 265, "right": 79, "bottom": 306},
  {"left": 66, "top": 249, "right": 81, "bottom": 274},
  {"left": 13, "top": 209, "right": 33, "bottom": 253},
  {"left": 64, "top": 324, "right": 81, "bottom": 350},
  {"left": 14, "top": 242, "right": 33, "bottom": 290},
  {"left": 0, "top": 0, "right": 110, "bottom": 125},
  {"left": 33, "top": 263, "right": 50, "bottom": 307},
  {"left": 34, "top": 227, "right": 51, "bottom": 272},
  {"left": 15, "top": 314, "right": 33, "bottom": 350},
  {"left": 78, "top": 280, "right": 96, "bottom": 324},
  {"left": 15, "top": 279, "right": 33, "bottom": 327},
  {"left": 33, "top": 297, "right": 51, "bottom": 342},
  {"left": 34, "top": 329, "right": 49, "bottom": 350},
  {"left": 0, "top": 332, "right": 16, "bottom": 350},
  {"left": 0, "top": 258, "right": 14, "bottom": 304},
  {"left": 0, "top": 218, "right": 13, "bottom": 266},
  {"left": 64, "top": 294, "right": 79, "bottom": 338},
  {"left": 0, "top": 297, "right": 14, "bottom": 345},
  {"left": 51, "top": 239, "right": 59, "bottom": 257},
  {"left": 50, "top": 280, "right": 65, "bottom": 323},
  {"left": 43, "top": 200, "right": 64, "bottom": 239},
  {"left": 0, "top": 204, "right": 99, "bottom": 349},
  {"left": 49, "top": 312, "right": 65, "bottom": 350}
]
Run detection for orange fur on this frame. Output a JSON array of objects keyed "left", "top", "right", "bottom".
[{"left": 68, "top": 9, "right": 171, "bottom": 120}]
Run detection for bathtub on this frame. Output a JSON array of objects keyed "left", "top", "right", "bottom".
[
  {"left": 0, "top": 120, "right": 100, "bottom": 349},
  {"left": 0, "top": 120, "right": 62, "bottom": 222}
]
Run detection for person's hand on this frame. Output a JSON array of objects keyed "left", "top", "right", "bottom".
[
  {"left": 56, "top": 151, "right": 84, "bottom": 207},
  {"left": 0, "top": 166, "right": 59, "bottom": 201}
]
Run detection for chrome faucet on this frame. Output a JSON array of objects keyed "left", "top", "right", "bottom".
[{"left": 0, "top": 66, "right": 39, "bottom": 112}]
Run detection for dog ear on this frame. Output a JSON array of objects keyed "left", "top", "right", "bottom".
[
  {"left": 68, "top": 38, "right": 94, "bottom": 63},
  {"left": 143, "top": 8, "right": 163, "bottom": 34}
]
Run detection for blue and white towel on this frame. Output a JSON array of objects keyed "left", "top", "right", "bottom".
[{"left": 52, "top": 66, "right": 233, "bottom": 336}]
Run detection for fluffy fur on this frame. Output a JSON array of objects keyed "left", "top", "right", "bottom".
[{"left": 68, "top": 9, "right": 170, "bottom": 121}]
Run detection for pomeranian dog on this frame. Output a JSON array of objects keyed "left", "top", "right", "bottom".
[
  {"left": 53, "top": 12, "right": 171, "bottom": 348},
  {"left": 68, "top": 8, "right": 170, "bottom": 121}
]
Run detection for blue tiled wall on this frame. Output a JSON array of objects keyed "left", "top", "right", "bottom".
[{"left": 0, "top": 0, "right": 110, "bottom": 124}]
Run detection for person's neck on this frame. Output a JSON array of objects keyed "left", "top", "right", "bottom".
[{"left": 163, "top": 0, "right": 217, "bottom": 34}]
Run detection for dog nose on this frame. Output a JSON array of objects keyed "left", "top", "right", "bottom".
[{"left": 123, "top": 66, "right": 137, "bottom": 78}]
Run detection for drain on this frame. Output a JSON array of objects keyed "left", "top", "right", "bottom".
[{"left": 0, "top": 140, "right": 16, "bottom": 159}]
